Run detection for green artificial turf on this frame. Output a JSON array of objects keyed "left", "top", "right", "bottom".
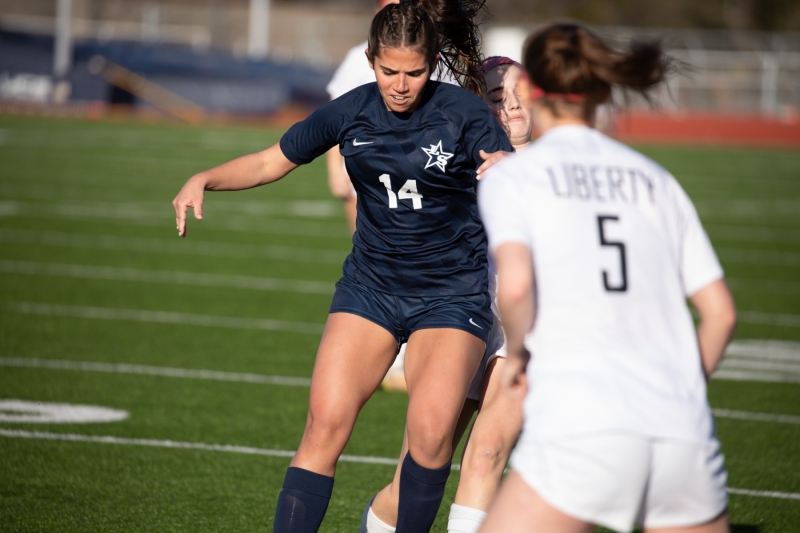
[{"left": 1, "top": 116, "right": 799, "bottom": 532}]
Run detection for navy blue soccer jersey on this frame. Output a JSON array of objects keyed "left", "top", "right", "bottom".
[{"left": 280, "top": 81, "right": 512, "bottom": 296}]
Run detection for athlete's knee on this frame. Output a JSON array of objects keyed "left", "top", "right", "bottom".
[
  {"left": 304, "top": 404, "right": 355, "bottom": 445},
  {"left": 407, "top": 414, "right": 452, "bottom": 465},
  {"left": 462, "top": 435, "right": 510, "bottom": 479}
]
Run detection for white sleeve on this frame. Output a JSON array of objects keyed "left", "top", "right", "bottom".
[
  {"left": 671, "top": 177, "right": 724, "bottom": 296},
  {"left": 326, "top": 43, "right": 371, "bottom": 100},
  {"left": 479, "top": 170, "right": 531, "bottom": 251}
]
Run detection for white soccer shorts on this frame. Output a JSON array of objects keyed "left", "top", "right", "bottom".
[{"left": 510, "top": 431, "right": 728, "bottom": 532}]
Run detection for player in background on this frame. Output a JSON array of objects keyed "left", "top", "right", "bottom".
[
  {"left": 172, "top": 1, "right": 510, "bottom": 532},
  {"left": 360, "top": 56, "right": 533, "bottom": 533},
  {"left": 478, "top": 22, "right": 736, "bottom": 533}
]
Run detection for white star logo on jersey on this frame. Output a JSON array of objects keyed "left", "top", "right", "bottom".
[{"left": 421, "top": 141, "right": 454, "bottom": 172}]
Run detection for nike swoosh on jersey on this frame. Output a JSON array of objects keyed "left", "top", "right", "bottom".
[
  {"left": 469, "top": 318, "right": 483, "bottom": 329},
  {"left": 352, "top": 139, "right": 375, "bottom": 146}
]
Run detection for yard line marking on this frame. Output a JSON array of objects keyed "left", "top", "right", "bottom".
[
  {"left": 712, "top": 369, "right": 800, "bottom": 384},
  {"left": 726, "top": 340, "right": 800, "bottom": 362},
  {"left": 718, "top": 359, "right": 800, "bottom": 373},
  {"left": 712, "top": 409, "right": 800, "bottom": 425},
  {"left": 727, "top": 278, "right": 800, "bottom": 295},
  {"left": 714, "top": 340, "right": 800, "bottom": 384},
  {"left": 0, "top": 357, "right": 312, "bottom": 387},
  {"left": 1, "top": 302, "right": 324, "bottom": 335},
  {"left": 738, "top": 311, "right": 800, "bottom": 328},
  {"left": 707, "top": 225, "right": 800, "bottom": 245},
  {"left": 0, "top": 430, "right": 796, "bottom": 498},
  {"left": 0, "top": 429, "right": 398, "bottom": 466},
  {"left": 0, "top": 260, "right": 335, "bottom": 295},
  {"left": 0, "top": 228, "right": 347, "bottom": 264},
  {"left": 717, "top": 248, "right": 800, "bottom": 267},
  {"left": 727, "top": 488, "right": 800, "bottom": 501},
  {"left": 0, "top": 200, "right": 349, "bottom": 238}
]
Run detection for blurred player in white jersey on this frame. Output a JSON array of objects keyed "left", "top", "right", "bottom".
[{"left": 479, "top": 22, "right": 737, "bottom": 533}]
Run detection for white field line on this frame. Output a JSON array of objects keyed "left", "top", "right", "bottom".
[
  {"left": 706, "top": 225, "right": 800, "bottom": 245},
  {"left": 0, "top": 357, "right": 311, "bottom": 387},
  {"left": 0, "top": 228, "right": 347, "bottom": 264},
  {"left": 727, "top": 278, "right": 800, "bottom": 295},
  {"left": 0, "top": 260, "right": 335, "bottom": 295},
  {"left": 738, "top": 311, "right": 800, "bottom": 328},
  {"left": 718, "top": 359, "right": 800, "bottom": 373},
  {"left": 1, "top": 302, "right": 324, "bottom": 335},
  {"left": 712, "top": 370, "right": 800, "bottom": 384},
  {"left": 712, "top": 409, "right": 800, "bottom": 425},
  {"left": 725, "top": 340, "right": 800, "bottom": 362},
  {"left": 714, "top": 340, "right": 800, "bottom": 383},
  {"left": 727, "top": 488, "right": 800, "bottom": 501},
  {"left": 1, "top": 429, "right": 797, "bottom": 498},
  {"left": 717, "top": 248, "right": 800, "bottom": 267},
  {"left": 0, "top": 429, "right": 395, "bottom": 466},
  {"left": 0, "top": 200, "right": 349, "bottom": 239},
  {"left": 2, "top": 354, "right": 797, "bottom": 396}
]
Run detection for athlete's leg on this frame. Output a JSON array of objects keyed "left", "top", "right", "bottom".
[
  {"left": 369, "top": 400, "right": 479, "bottom": 530},
  {"left": 449, "top": 357, "right": 523, "bottom": 532},
  {"left": 404, "top": 328, "right": 484, "bottom": 467},
  {"left": 395, "top": 328, "right": 484, "bottom": 533},
  {"left": 478, "top": 471, "right": 594, "bottom": 533},
  {"left": 292, "top": 312, "right": 398, "bottom": 474},
  {"left": 275, "top": 312, "right": 397, "bottom": 533},
  {"left": 645, "top": 513, "right": 729, "bottom": 533}
]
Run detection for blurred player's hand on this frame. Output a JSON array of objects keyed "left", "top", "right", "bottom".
[
  {"left": 501, "top": 348, "right": 529, "bottom": 399},
  {"left": 476, "top": 150, "right": 512, "bottom": 179},
  {"left": 173, "top": 174, "right": 206, "bottom": 238}
]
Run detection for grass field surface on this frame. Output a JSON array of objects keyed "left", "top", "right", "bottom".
[{"left": 0, "top": 115, "right": 798, "bottom": 532}]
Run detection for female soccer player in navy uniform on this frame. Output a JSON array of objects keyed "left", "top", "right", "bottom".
[{"left": 172, "top": 1, "right": 510, "bottom": 532}]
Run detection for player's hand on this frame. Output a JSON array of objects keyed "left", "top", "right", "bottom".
[
  {"left": 501, "top": 347, "right": 530, "bottom": 399},
  {"left": 172, "top": 174, "right": 206, "bottom": 238},
  {"left": 476, "top": 150, "right": 512, "bottom": 179}
]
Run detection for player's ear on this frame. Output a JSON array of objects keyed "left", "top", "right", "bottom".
[
  {"left": 430, "top": 53, "right": 440, "bottom": 75},
  {"left": 366, "top": 49, "right": 374, "bottom": 70}
]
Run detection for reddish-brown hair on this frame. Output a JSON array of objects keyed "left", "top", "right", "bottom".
[{"left": 523, "top": 23, "right": 671, "bottom": 108}]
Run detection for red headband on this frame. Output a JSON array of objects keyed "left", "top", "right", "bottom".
[{"left": 529, "top": 85, "right": 587, "bottom": 103}]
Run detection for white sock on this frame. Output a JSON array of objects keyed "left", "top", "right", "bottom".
[
  {"left": 448, "top": 503, "right": 487, "bottom": 533},
  {"left": 367, "top": 506, "right": 396, "bottom": 533}
]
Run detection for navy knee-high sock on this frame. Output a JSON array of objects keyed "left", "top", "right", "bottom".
[
  {"left": 395, "top": 453, "right": 451, "bottom": 533},
  {"left": 273, "top": 467, "right": 334, "bottom": 533}
]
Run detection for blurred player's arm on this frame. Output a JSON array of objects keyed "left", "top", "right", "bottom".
[
  {"left": 689, "top": 279, "right": 737, "bottom": 380},
  {"left": 173, "top": 143, "right": 297, "bottom": 237},
  {"left": 326, "top": 147, "right": 357, "bottom": 234},
  {"left": 494, "top": 242, "right": 535, "bottom": 395}
]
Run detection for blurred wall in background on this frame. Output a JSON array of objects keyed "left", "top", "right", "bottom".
[{"left": 0, "top": 0, "right": 798, "bottom": 122}]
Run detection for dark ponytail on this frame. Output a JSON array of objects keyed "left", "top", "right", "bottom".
[
  {"left": 367, "top": 0, "right": 488, "bottom": 94},
  {"left": 523, "top": 22, "right": 671, "bottom": 106}
]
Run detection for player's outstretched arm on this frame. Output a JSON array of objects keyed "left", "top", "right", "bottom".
[
  {"left": 172, "top": 143, "right": 298, "bottom": 237},
  {"left": 689, "top": 278, "right": 737, "bottom": 380}
]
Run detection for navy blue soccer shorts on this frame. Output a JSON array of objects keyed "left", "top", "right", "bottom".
[{"left": 329, "top": 276, "right": 493, "bottom": 345}]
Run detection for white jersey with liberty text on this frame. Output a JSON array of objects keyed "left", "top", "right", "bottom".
[{"left": 479, "top": 125, "right": 724, "bottom": 444}]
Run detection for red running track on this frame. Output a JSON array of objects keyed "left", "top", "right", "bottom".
[{"left": 611, "top": 111, "right": 800, "bottom": 148}]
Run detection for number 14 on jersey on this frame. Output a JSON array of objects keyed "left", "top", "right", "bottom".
[{"left": 380, "top": 174, "right": 424, "bottom": 209}]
